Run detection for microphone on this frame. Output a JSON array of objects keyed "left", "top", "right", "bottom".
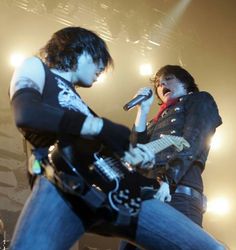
[{"left": 123, "top": 89, "right": 152, "bottom": 111}]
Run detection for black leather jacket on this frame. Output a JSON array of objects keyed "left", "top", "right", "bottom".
[{"left": 136, "top": 91, "right": 222, "bottom": 192}]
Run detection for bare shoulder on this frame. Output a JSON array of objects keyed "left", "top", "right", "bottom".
[{"left": 9, "top": 56, "right": 45, "bottom": 99}]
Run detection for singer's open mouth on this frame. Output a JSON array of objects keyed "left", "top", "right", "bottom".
[{"left": 162, "top": 87, "right": 170, "bottom": 96}]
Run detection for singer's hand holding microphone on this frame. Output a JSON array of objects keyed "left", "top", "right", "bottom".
[{"left": 123, "top": 87, "right": 154, "bottom": 113}]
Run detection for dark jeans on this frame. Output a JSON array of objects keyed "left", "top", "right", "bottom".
[
  {"left": 168, "top": 193, "right": 203, "bottom": 226},
  {"left": 120, "top": 193, "right": 203, "bottom": 250}
]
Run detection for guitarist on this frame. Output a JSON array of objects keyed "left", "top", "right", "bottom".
[
  {"left": 121, "top": 65, "right": 222, "bottom": 250},
  {"left": 9, "top": 27, "right": 225, "bottom": 250}
]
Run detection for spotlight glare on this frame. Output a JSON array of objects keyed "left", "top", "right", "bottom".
[
  {"left": 10, "top": 53, "right": 26, "bottom": 68},
  {"left": 206, "top": 197, "right": 230, "bottom": 215},
  {"left": 210, "top": 132, "right": 221, "bottom": 150},
  {"left": 139, "top": 64, "right": 153, "bottom": 76},
  {"left": 96, "top": 73, "right": 106, "bottom": 84}
]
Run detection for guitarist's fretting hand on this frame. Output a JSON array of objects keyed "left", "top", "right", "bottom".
[{"left": 122, "top": 143, "right": 155, "bottom": 169}]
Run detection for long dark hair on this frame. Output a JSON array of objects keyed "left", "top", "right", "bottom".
[
  {"left": 39, "top": 26, "right": 113, "bottom": 71},
  {"left": 151, "top": 65, "right": 199, "bottom": 101}
]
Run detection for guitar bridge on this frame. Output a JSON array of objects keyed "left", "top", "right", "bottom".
[{"left": 93, "top": 153, "right": 120, "bottom": 181}]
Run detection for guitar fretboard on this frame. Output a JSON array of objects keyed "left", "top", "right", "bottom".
[
  {"left": 146, "top": 136, "right": 177, "bottom": 154},
  {"left": 128, "top": 135, "right": 186, "bottom": 165}
]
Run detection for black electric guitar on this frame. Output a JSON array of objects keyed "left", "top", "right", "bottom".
[{"left": 51, "top": 135, "right": 190, "bottom": 215}]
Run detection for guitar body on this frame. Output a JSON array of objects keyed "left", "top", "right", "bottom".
[
  {"left": 91, "top": 151, "right": 159, "bottom": 214},
  {"left": 50, "top": 138, "right": 159, "bottom": 215}
]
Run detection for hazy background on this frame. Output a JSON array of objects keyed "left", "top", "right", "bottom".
[{"left": 0, "top": 0, "right": 235, "bottom": 249}]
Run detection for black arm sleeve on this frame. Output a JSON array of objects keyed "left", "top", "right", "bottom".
[{"left": 11, "top": 88, "right": 86, "bottom": 135}]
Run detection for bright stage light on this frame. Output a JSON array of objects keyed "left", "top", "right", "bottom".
[
  {"left": 96, "top": 73, "right": 107, "bottom": 84},
  {"left": 206, "top": 197, "right": 231, "bottom": 215},
  {"left": 139, "top": 64, "right": 153, "bottom": 76},
  {"left": 10, "top": 53, "right": 26, "bottom": 68},
  {"left": 210, "top": 132, "right": 221, "bottom": 150}
]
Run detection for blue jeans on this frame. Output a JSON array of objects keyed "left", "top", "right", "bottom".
[
  {"left": 10, "top": 177, "right": 225, "bottom": 250},
  {"left": 120, "top": 192, "right": 204, "bottom": 249}
]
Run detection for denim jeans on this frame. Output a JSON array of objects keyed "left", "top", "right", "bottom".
[
  {"left": 120, "top": 192, "right": 204, "bottom": 249},
  {"left": 10, "top": 176, "right": 225, "bottom": 250},
  {"left": 167, "top": 193, "right": 203, "bottom": 226}
]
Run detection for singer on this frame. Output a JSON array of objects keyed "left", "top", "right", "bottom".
[{"left": 120, "top": 65, "right": 224, "bottom": 250}]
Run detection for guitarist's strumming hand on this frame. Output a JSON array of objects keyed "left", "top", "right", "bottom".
[{"left": 122, "top": 143, "right": 155, "bottom": 169}]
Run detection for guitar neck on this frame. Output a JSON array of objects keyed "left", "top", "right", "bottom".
[{"left": 145, "top": 136, "right": 174, "bottom": 154}]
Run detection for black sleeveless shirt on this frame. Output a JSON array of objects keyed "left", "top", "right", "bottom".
[{"left": 21, "top": 58, "right": 94, "bottom": 148}]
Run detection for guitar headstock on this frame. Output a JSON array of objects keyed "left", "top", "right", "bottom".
[{"left": 163, "top": 135, "right": 190, "bottom": 152}]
